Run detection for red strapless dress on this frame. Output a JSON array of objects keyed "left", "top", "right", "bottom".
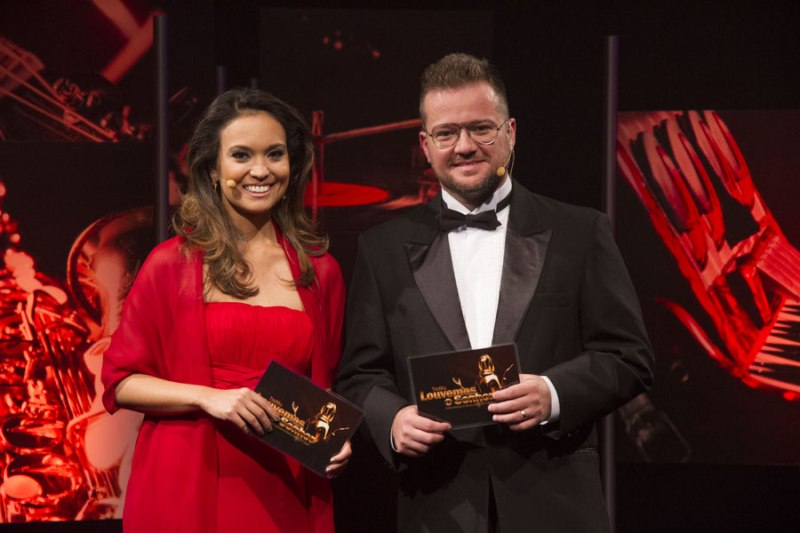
[{"left": 206, "top": 302, "right": 315, "bottom": 533}]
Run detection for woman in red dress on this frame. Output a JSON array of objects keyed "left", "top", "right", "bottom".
[{"left": 102, "top": 88, "right": 349, "bottom": 532}]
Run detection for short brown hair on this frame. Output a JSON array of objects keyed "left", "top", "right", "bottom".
[{"left": 419, "top": 53, "right": 509, "bottom": 123}]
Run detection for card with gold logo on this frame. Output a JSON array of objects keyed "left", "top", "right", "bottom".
[
  {"left": 255, "top": 361, "right": 363, "bottom": 476},
  {"left": 407, "top": 343, "right": 520, "bottom": 429}
]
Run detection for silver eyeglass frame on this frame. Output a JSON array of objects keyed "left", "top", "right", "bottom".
[{"left": 423, "top": 118, "right": 511, "bottom": 149}]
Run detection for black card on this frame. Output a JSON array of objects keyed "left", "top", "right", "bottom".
[
  {"left": 407, "top": 343, "right": 521, "bottom": 429},
  {"left": 255, "top": 361, "right": 364, "bottom": 476}
]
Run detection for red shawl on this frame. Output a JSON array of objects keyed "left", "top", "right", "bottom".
[{"left": 101, "top": 233, "right": 344, "bottom": 532}]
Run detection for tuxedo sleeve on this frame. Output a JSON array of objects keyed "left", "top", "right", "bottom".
[
  {"left": 545, "top": 213, "right": 655, "bottom": 434},
  {"left": 334, "top": 235, "right": 409, "bottom": 465}
]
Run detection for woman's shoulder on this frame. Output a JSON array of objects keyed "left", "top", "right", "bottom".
[
  {"left": 311, "top": 251, "right": 342, "bottom": 275},
  {"left": 140, "top": 236, "right": 199, "bottom": 274},
  {"left": 310, "top": 251, "right": 343, "bottom": 287}
]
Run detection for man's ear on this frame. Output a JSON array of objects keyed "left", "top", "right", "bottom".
[{"left": 419, "top": 131, "right": 432, "bottom": 164}]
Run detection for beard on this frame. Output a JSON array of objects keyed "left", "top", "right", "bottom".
[{"left": 438, "top": 167, "right": 503, "bottom": 208}]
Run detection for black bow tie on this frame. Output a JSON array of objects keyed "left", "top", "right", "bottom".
[{"left": 438, "top": 193, "right": 512, "bottom": 232}]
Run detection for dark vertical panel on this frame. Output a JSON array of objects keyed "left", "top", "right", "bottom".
[
  {"left": 155, "top": 15, "right": 169, "bottom": 243},
  {"left": 602, "top": 34, "right": 619, "bottom": 531}
]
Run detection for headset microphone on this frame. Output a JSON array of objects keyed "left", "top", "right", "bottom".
[
  {"left": 496, "top": 148, "right": 515, "bottom": 178},
  {"left": 225, "top": 179, "right": 237, "bottom": 189}
]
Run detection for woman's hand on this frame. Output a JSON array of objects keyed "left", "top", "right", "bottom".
[
  {"left": 197, "top": 387, "right": 279, "bottom": 436},
  {"left": 114, "top": 374, "right": 278, "bottom": 436},
  {"left": 325, "top": 440, "right": 352, "bottom": 478}
]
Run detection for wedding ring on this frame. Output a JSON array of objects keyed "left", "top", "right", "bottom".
[{"left": 520, "top": 410, "right": 527, "bottom": 419}]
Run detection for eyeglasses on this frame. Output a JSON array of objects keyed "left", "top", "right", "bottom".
[{"left": 424, "top": 119, "right": 510, "bottom": 149}]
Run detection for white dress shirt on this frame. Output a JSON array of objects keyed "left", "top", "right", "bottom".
[
  {"left": 443, "top": 180, "right": 511, "bottom": 350},
  {"left": 442, "top": 178, "right": 560, "bottom": 424}
]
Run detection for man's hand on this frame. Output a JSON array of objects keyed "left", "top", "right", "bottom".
[
  {"left": 391, "top": 405, "right": 451, "bottom": 457},
  {"left": 488, "top": 374, "right": 551, "bottom": 431}
]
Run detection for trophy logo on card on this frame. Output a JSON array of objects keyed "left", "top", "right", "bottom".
[
  {"left": 419, "top": 353, "right": 516, "bottom": 410},
  {"left": 477, "top": 353, "right": 505, "bottom": 393},
  {"left": 255, "top": 362, "right": 363, "bottom": 476},
  {"left": 409, "top": 344, "right": 521, "bottom": 428},
  {"left": 267, "top": 398, "right": 350, "bottom": 446}
]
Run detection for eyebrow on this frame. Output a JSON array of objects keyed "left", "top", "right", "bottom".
[
  {"left": 431, "top": 120, "right": 497, "bottom": 131},
  {"left": 227, "top": 142, "right": 287, "bottom": 152},
  {"left": 436, "top": 119, "right": 497, "bottom": 126}
]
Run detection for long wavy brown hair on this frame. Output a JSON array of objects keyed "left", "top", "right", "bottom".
[{"left": 173, "top": 88, "right": 327, "bottom": 297}]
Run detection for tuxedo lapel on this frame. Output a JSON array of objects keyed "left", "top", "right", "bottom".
[
  {"left": 404, "top": 185, "right": 550, "bottom": 350},
  {"left": 492, "top": 184, "right": 552, "bottom": 344},
  {"left": 405, "top": 198, "right": 471, "bottom": 351},
  {"left": 493, "top": 228, "right": 551, "bottom": 343}
]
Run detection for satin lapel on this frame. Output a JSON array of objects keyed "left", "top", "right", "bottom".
[
  {"left": 405, "top": 198, "right": 471, "bottom": 351},
  {"left": 492, "top": 185, "right": 552, "bottom": 344},
  {"left": 492, "top": 228, "right": 551, "bottom": 343}
]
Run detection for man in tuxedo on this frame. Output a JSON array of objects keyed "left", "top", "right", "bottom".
[{"left": 334, "top": 53, "right": 654, "bottom": 533}]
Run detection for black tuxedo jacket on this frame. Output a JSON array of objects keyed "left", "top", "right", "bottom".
[{"left": 335, "top": 181, "right": 654, "bottom": 533}]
